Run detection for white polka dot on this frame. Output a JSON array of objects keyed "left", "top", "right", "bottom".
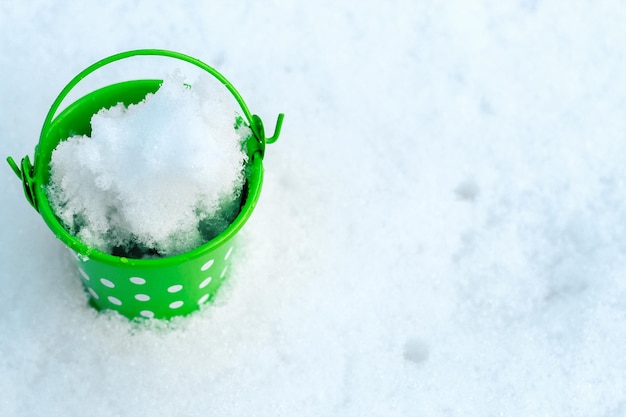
[
  {"left": 200, "top": 259, "right": 214, "bottom": 271},
  {"left": 199, "top": 276, "right": 212, "bottom": 289},
  {"left": 135, "top": 294, "right": 150, "bottom": 301},
  {"left": 224, "top": 246, "right": 234, "bottom": 260},
  {"left": 169, "top": 300, "right": 184, "bottom": 309},
  {"left": 129, "top": 277, "right": 146, "bottom": 285},
  {"left": 108, "top": 296, "right": 122, "bottom": 306},
  {"left": 88, "top": 288, "right": 99, "bottom": 299},
  {"left": 100, "top": 278, "right": 115, "bottom": 288},
  {"left": 167, "top": 284, "right": 183, "bottom": 293},
  {"left": 220, "top": 266, "right": 229, "bottom": 279},
  {"left": 140, "top": 310, "right": 155, "bottom": 318},
  {"left": 198, "top": 294, "right": 210, "bottom": 304},
  {"left": 78, "top": 268, "right": 90, "bottom": 281}
]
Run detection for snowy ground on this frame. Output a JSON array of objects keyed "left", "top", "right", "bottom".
[{"left": 2, "top": 1, "right": 626, "bottom": 416}]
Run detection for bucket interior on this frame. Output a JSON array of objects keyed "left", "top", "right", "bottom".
[{"left": 35, "top": 79, "right": 263, "bottom": 265}]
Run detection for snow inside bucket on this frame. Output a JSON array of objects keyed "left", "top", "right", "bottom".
[
  {"left": 6, "top": 49, "right": 284, "bottom": 320},
  {"left": 47, "top": 73, "right": 250, "bottom": 259}
]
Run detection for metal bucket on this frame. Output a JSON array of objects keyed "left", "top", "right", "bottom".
[{"left": 7, "top": 49, "right": 284, "bottom": 319}]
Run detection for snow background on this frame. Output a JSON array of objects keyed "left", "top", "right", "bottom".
[{"left": 2, "top": 1, "right": 626, "bottom": 416}]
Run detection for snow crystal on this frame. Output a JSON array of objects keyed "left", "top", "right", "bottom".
[{"left": 46, "top": 72, "right": 250, "bottom": 258}]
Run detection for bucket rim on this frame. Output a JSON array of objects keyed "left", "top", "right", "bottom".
[{"left": 35, "top": 78, "right": 265, "bottom": 268}]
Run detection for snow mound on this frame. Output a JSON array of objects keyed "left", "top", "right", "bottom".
[{"left": 47, "top": 72, "right": 251, "bottom": 258}]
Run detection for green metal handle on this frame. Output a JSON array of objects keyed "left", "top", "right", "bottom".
[
  {"left": 41, "top": 49, "right": 283, "bottom": 154},
  {"left": 7, "top": 49, "right": 284, "bottom": 212}
]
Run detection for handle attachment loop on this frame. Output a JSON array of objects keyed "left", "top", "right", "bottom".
[{"left": 7, "top": 156, "right": 38, "bottom": 211}]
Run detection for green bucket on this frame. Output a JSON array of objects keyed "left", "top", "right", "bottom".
[{"left": 7, "top": 49, "right": 284, "bottom": 319}]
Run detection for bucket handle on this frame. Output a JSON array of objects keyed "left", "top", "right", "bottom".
[{"left": 7, "top": 49, "right": 284, "bottom": 212}]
